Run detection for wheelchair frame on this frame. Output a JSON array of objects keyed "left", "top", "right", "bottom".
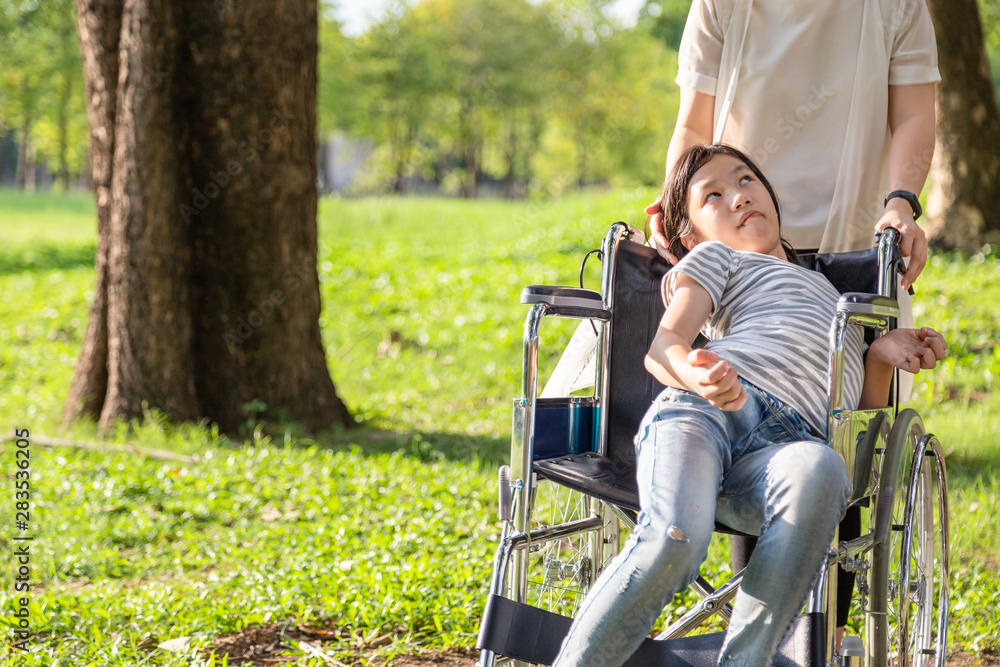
[{"left": 477, "top": 223, "right": 950, "bottom": 667}]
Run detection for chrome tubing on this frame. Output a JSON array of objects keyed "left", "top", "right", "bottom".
[
  {"left": 929, "top": 435, "right": 950, "bottom": 667},
  {"left": 595, "top": 223, "right": 634, "bottom": 456},
  {"left": 511, "top": 303, "right": 547, "bottom": 603},
  {"left": 805, "top": 546, "right": 838, "bottom": 664},
  {"left": 480, "top": 534, "right": 518, "bottom": 667},
  {"left": 690, "top": 576, "right": 733, "bottom": 622},
  {"left": 877, "top": 228, "right": 901, "bottom": 299},
  {"left": 655, "top": 571, "right": 745, "bottom": 640},
  {"left": 827, "top": 309, "right": 852, "bottom": 435},
  {"left": 827, "top": 307, "right": 894, "bottom": 440}
]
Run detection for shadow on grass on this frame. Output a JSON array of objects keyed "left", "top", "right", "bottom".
[
  {"left": 0, "top": 242, "right": 96, "bottom": 274},
  {"left": 313, "top": 424, "right": 510, "bottom": 468}
]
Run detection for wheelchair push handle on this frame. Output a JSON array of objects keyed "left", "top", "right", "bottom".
[
  {"left": 875, "top": 228, "right": 905, "bottom": 298},
  {"left": 876, "top": 227, "right": 900, "bottom": 247}
]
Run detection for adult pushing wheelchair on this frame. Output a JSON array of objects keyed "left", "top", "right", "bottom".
[{"left": 476, "top": 223, "right": 949, "bottom": 667}]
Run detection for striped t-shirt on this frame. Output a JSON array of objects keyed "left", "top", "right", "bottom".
[{"left": 662, "top": 241, "right": 865, "bottom": 436}]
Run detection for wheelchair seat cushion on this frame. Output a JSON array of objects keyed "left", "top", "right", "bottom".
[
  {"left": 535, "top": 452, "right": 640, "bottom": 511},
  {"left": 534, "top": 452, "right": 751, "bottom": 536}
]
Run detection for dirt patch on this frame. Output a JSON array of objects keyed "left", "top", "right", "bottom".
[
  {"left": 370, "top": 651, "right": 475, "bottom": 666},
  {"left": 205, "top": 624, "right": 345, "bottom": 665},
  {"left": 204, "top": 624, "right": 475, "bottom": 666},
  {"left": 205, "top": 624, "right": 292, "bottom": 664},
  {"left": 949, "top": 652, "right": 1000, "bottom": 666}
]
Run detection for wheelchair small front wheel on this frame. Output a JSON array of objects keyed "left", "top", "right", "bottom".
[{"left": 868, "top": 410, "right": 949, "bottom": 667}]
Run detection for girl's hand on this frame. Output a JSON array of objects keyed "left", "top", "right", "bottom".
[
  {"left": 868, "top": 327, "right": 947, "bottom": 374},
  {"left": 687, "top": 349, "right": 746, "bottom": 410}
]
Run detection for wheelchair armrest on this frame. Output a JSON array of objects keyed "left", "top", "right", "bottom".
[
  {"left": 521, "top": 286, "right": 602, "bottom": 308},
  {"left": 837, "top": 293, "right": 900, "bottom": 320}
]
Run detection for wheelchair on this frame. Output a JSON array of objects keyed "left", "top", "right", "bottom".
[{"left": 476, "top": 223, "right": 950, "bottom": 667}]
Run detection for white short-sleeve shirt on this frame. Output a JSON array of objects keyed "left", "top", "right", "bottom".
[{"left": 677, "top": 0, "right": 941, "bottom": 252}]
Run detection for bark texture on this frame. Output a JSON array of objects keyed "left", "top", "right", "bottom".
[
  {"left": 68, "top": 0, "right": 351, "bottom": 433},
  {"left": 66, "top": 0, "right": 121, "bottom": 423},
  {"left": 924, "top": 0, "right": 1000, "bottom": 250}
]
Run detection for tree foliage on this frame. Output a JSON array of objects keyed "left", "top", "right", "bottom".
[
  {"left": 0, "top": 0, "right": 87, "bottom": 188},
  {"left": 320, "top": 0, "right": 678, "bottom": 197}
]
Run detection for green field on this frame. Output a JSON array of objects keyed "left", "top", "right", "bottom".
[{"left": 0, "top": 189, "right": 997, "bottom": 665}]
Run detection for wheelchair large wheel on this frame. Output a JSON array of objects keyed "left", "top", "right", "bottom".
[
  {"left": 522, "top": 482, "right": 619, "bottom": 618},
  {"left": 867, "top": 409, "right": 949, "bottom": 667}
]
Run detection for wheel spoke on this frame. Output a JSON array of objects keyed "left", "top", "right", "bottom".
[{"left": 524, "top": 483, "right": 616, "bottom": 619}]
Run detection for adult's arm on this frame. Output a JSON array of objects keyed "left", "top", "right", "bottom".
[
  {"left": 647, "top": 88, "right": 716, "bottom": 257},
  {"left": 875, "top": 82, "right": 936, "bottom": 290}
]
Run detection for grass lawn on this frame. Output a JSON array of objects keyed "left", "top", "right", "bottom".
[{"left": 0, "top": 188, "right": 997, "bottom": 665}]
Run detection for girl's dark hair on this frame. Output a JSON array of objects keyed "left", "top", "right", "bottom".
[{"left": 660, "top": 143, "right": 797, "bottom": 262}]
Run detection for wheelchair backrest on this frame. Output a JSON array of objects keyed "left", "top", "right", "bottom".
[{"left": 601, "top": 232, "right": 880, "bottom": 469}]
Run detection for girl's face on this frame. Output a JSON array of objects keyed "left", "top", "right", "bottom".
[{"left": 681, "top": 154, "right": 786, "bottom": 260}]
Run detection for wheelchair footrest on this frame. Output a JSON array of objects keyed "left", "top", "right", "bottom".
[{"left": 477, "top": 594, "right": 825, "bottom": 666}]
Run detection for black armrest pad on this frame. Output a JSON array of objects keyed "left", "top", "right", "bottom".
[{"left": 521, "top": 286, "right": 603, "bottom": 309}]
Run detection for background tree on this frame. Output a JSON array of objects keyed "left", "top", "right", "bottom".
[
  {"left": 552, "top": 8, "right": 676, "bottom": 190},
  {"left": 640, "top": 0, "right": 691, "bottom": 51},
  {"left": 924, "top": 0, "right": 1000, "bottom": 250},
  {"left": 67, "top": 0, "right": 351, "bottom": 433},
  {"left": 0, "top": 0, "right": 87, "bottom": 190},
  {"left": 345, "top": 5, "right": 446, "bottom": 194},
  {"left": 1, "top": 4, "right": 46, "bottom": 189},
  {"left": 317, "top": 12, "right": 356, "bottom": 138},
  {"left": 978, "top": 0, "right": 1000, "bottom": 104},
  {"left": 321, "top": 0, "right": 678, "bottom": 198}
]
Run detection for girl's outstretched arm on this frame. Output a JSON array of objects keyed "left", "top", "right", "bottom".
[
  {"left": 645, "top": 273, "right": 746, "bottom": 411},
  {"left": 858, "top": 327, "right": 947, "bottom": 408}
]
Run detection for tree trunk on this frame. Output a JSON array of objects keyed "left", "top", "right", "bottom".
[
  {"left": 576, "top": 120, "right": 588, "bottom": 189},
  {"left": 501, "top": 112, "right": 517, "bottom": 200},
  {"left": 462, "top": 141, "right": 478, "bottom": 199},
  {"left": 391, "top": 115, "right": 406, "bottom": 194},
  {"left": 68, "top": 0, "right": 351, "bottom": 434},
  {"left": 459, "top": 99, "right": 478, "bottom": 199},
  {"left": 15, "top": 116, "right": 31, "bottom": 191},
  {"left": 923, "top": 0, "right": 1000, "bottom": 250},
  {"left": 57, "top": 74, "right": 73, "bottom": 191},
  {"left": 521, "top": 112, "right": 543, "bottom": 198},
  {"left": 24, "top": 138, "right": 37, "bottom": 193},
  {"left": 66, "top": 0, "right": 120, "bottom": 424}
]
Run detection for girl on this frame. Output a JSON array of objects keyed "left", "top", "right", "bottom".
[{"left": 552, "top": 144, "right": 946, "bottom": 667}]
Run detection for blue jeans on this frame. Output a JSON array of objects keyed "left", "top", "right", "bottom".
[{"left": 552, "top": 381, "right": 851, "bottom": 667}]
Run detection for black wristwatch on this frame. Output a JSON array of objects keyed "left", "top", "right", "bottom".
[{"left": 884, "top": 190, "right": 922, "bottom": 220}]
